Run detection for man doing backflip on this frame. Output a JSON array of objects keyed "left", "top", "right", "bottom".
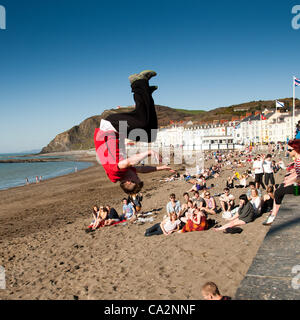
[{"left": 94, "top": 70, "right": 174, "bottom": 194}]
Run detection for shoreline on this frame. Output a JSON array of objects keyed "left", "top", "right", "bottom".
[{"left": 0, "top": 151, "right": 97, "bottom": 192}]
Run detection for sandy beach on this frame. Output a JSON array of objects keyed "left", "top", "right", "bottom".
[{"left": 0, "top": 152, "right": 285, "bottom": 300}]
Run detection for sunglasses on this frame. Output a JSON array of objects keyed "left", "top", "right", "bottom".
[{"left": 288, "top": 149, "right": 294, "bottom": 152}]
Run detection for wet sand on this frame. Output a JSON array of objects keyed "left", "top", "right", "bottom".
[{"left": 0, "top": 154, "right": 285, "bottom": 300}]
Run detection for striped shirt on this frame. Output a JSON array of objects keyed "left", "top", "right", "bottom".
[{"left": 296, "top": 157, "right": 300, "bottom": 185}]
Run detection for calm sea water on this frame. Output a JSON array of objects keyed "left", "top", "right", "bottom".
[{"left": 0, "top": 153, "right": 92, "bottom": 190}]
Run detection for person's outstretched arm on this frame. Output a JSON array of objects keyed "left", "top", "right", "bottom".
[
  {"left": 118, "top": 150, "right": 161, "bottom": 169},
  {"left": 135, "top": 165, "right": 175, "bottom": 174}
]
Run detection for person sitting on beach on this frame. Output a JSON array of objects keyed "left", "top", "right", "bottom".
[
  {"left": 166, "top": 193, "right": 181, "bottom": 217},
  {"left": 263, "top": 139, "right": 300, "bottom": 226},
  {"left": 145, "top": 212, "right": 180, "bottom": 237},
  {"left": 181, "top": 192, "right": 191, "bottom": 213},
  {"left": 120, "top": 198, "right": 136, "bottom": 222},
  {"left": 192, "top": 191, "right": 205, "bottom": 210},
  {"left": 179, "top": 208, "right": 208, "bottom": 233},
  {"left": 104, "top": 205, "right": 120, "bottom": 226},
  {"left": 180, "top": 200, "right": 195, "bottom": 224},
  {"left": 88, "top": 206, "right": 100, "bottom": 230},
  {"left": 201, "top": 191, "right": 217, "bottom": 215},
  {"left": 260, "top": 186, "right": 274, "bottom": 215},
  {"left": 214, "top": 194, "right": 255, "bottom": 231},
  {"left": 219, "top": 188, "right": 235, "bottom": 213},
  {"left": 249, "top": 189, "right": 261, "bottom": 217},
  {"left": 201, "top": 282, "right": 232, "bottom": 300},
  {"left": 91, "top": 206, "right": 108, "bottom": 229},
  {"left": 246, "top": 182, "right": 262, "bottom": 199},
  {"left": 226, "top": 175, "right": 234, "bottom": 189},
  {"left": 128, "top": 192, "right": 143, "bottom": 214},
  {"left": 93, "top": 70, "right": 175, "bottom": 196}
]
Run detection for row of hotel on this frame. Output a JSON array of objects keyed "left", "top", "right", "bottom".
[{"left": 143, "top": 109, "right": 300, "bottom": 151}]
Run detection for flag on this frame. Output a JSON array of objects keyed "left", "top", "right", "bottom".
[
  {"left": 295, "top": 77, "right": 300, "bottom": 87},
  {"left": 261, "top": 115, "right": 267, "bottom": 120},
  {"left": 276, "top": 100, "right": 284, "bottom": 108}
]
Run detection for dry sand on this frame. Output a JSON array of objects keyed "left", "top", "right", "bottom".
[{"left": 0, "top": 153, "right": 285, "bottom": 300}]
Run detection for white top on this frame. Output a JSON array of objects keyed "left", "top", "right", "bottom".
[
  {"left": 100, "top": 119, "right": 117, "bottom": 132},
  {"left": 251, "top": 197, "right": 261, "bottom": 214},
  {"left": 263, "top": 160, "right": 273, "bottom": 174},
  {"left": 253, "top": 160, "right": 264, "bottom": 174},
  {"left": 163, "top": 218, "right": 181, "bottom": 233}
]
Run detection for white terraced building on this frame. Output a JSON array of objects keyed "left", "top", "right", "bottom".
[
  {"left": 127, "top": 110, "right": 300, "bottom": 152},
  {"left": 151, "top": 122, "right": 237, "bottom": 150},
  {"left": 234, "top": 110, "right": 300, "bottom": 144}
]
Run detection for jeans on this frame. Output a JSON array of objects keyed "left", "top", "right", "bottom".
[
  {"left": 274, "top": 184, "right": 294, "bottom": 205},
  {"left": 264, "top": 172, "right": 275, "bottom": 186},
  {"left": 105, "top": 79, "right": 158, "bottom": 143},
  {"left": 145, "top": 223, "right": 163, "bottom": 236}
]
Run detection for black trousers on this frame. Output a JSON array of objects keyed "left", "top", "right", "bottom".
[
  {"left": 105, "top": 79, "right": 158, "bottom": 143},
  {"left": 265, "top": 172, "right": 275, "bottom": 186},
  {"left": 145, "top": 223, "right": 163, "bottom": 236},
  {"left": 274, "top": 183, "right": 294, "bottom": 205}
]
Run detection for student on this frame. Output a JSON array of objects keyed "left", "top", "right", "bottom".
[
  {"left": 166, "top": 193, "right": 181, "bottom": 217},
  {"left": 88, "top": 206, "right": 100, "bottom": 230},
  {"left": 128, "top": 192, "right": 143, "bottom": 213},
  {"left": 120, "top": 198, "right": 136, "bottom": 222},
  {"left": 179, "top": 208, "right": 208, "bottom": 233},
  {"left": 261, "top": 186, "right": 274, "bottom": 215},
  {"left": 247, "top": 182, "right": 262, "bottom": 199},
  {"left": 263, "top": 154, "right": 275, "bottom": 186},
  {"left": 180, "top": 200, "right": 195, "bottom": 224},
  {"left": 253, "top": 155, "right": 265, "bottom": 190},
  {"left": 214, "top": 194, "right": 255, "bottom": 231},
  {"left": 250, "top": 189, "right": 261, "bottom": 216},
  {"left": 263, "top": 140, "right": 300, "bottom": 225},
  {"left": 219, "top": 188, "right": 235, "bottom": 212},
  {"left": 94, "top": 70, "right": 174, "bottom": 195},
  {"left": 181, "top": 192, "right": 191, "bottom": 213},
  {"left": 91, "top": 206, "right": 107, "bottom": 229},
  {"left": 226, "top": 175, "right": 234, "bottom": 189},
  {"left": 201, "top": 282, "right": 232, "bottom": 300},
  {"left": 145, "top": 212, "right": 180, "bottom": 236},
  {"left": 104, "top": 205, "right": 120, "bottom": 226},
  {"left": 192, "top": 191, "right": 205, "bottom": 209},
  {"left": 201, "top": 191, "right": 217, "bottom": 215}
]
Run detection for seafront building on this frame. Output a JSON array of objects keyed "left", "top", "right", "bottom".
[{"left": 127, "top": 110, "right": 300, "bottom": 151}]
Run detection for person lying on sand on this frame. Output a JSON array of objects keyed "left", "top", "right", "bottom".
[
  {"left": 201, "top": 282, "right": 232, "bottom": 300},
  {"left": 144, "top": 212, "right": 180, "bottom": 237},
  {"left": 94, "top": 70, "right": 175, "bottom": 195}
]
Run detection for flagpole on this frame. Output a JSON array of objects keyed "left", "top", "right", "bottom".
[{"left": 293, "top": 76, "right": 295, "bottom": 139}]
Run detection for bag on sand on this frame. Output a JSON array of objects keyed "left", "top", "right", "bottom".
[{"left": 223, "top": 227, "right": 243, "bottom": 234}]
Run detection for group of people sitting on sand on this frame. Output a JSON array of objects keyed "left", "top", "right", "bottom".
[{"left": 86, "top": 193, "right": 144, "bottom": 232}]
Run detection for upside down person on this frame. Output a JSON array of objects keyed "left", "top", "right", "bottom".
[{"left": 94, "top": 70, "right": 175, "bottom": 195}]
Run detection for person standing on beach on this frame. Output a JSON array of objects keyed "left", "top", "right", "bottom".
[
  {"left": 94, "top": 70, "right": 175, "bottom": 195},
  {"left": 25, "top": 178, "right": 29, "bottom": 185}
]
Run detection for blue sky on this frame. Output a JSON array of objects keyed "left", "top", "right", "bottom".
[{"left": 0, "top": 0, "right": 299, "bottom": 153}]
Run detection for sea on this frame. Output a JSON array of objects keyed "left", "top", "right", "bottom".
[{"left": 0, "top": 153, "right": 93, "bottom": 190}]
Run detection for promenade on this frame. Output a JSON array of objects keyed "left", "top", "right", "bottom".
[{"left": 235, "top": 194, "right": 300, "bottom": 300}]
